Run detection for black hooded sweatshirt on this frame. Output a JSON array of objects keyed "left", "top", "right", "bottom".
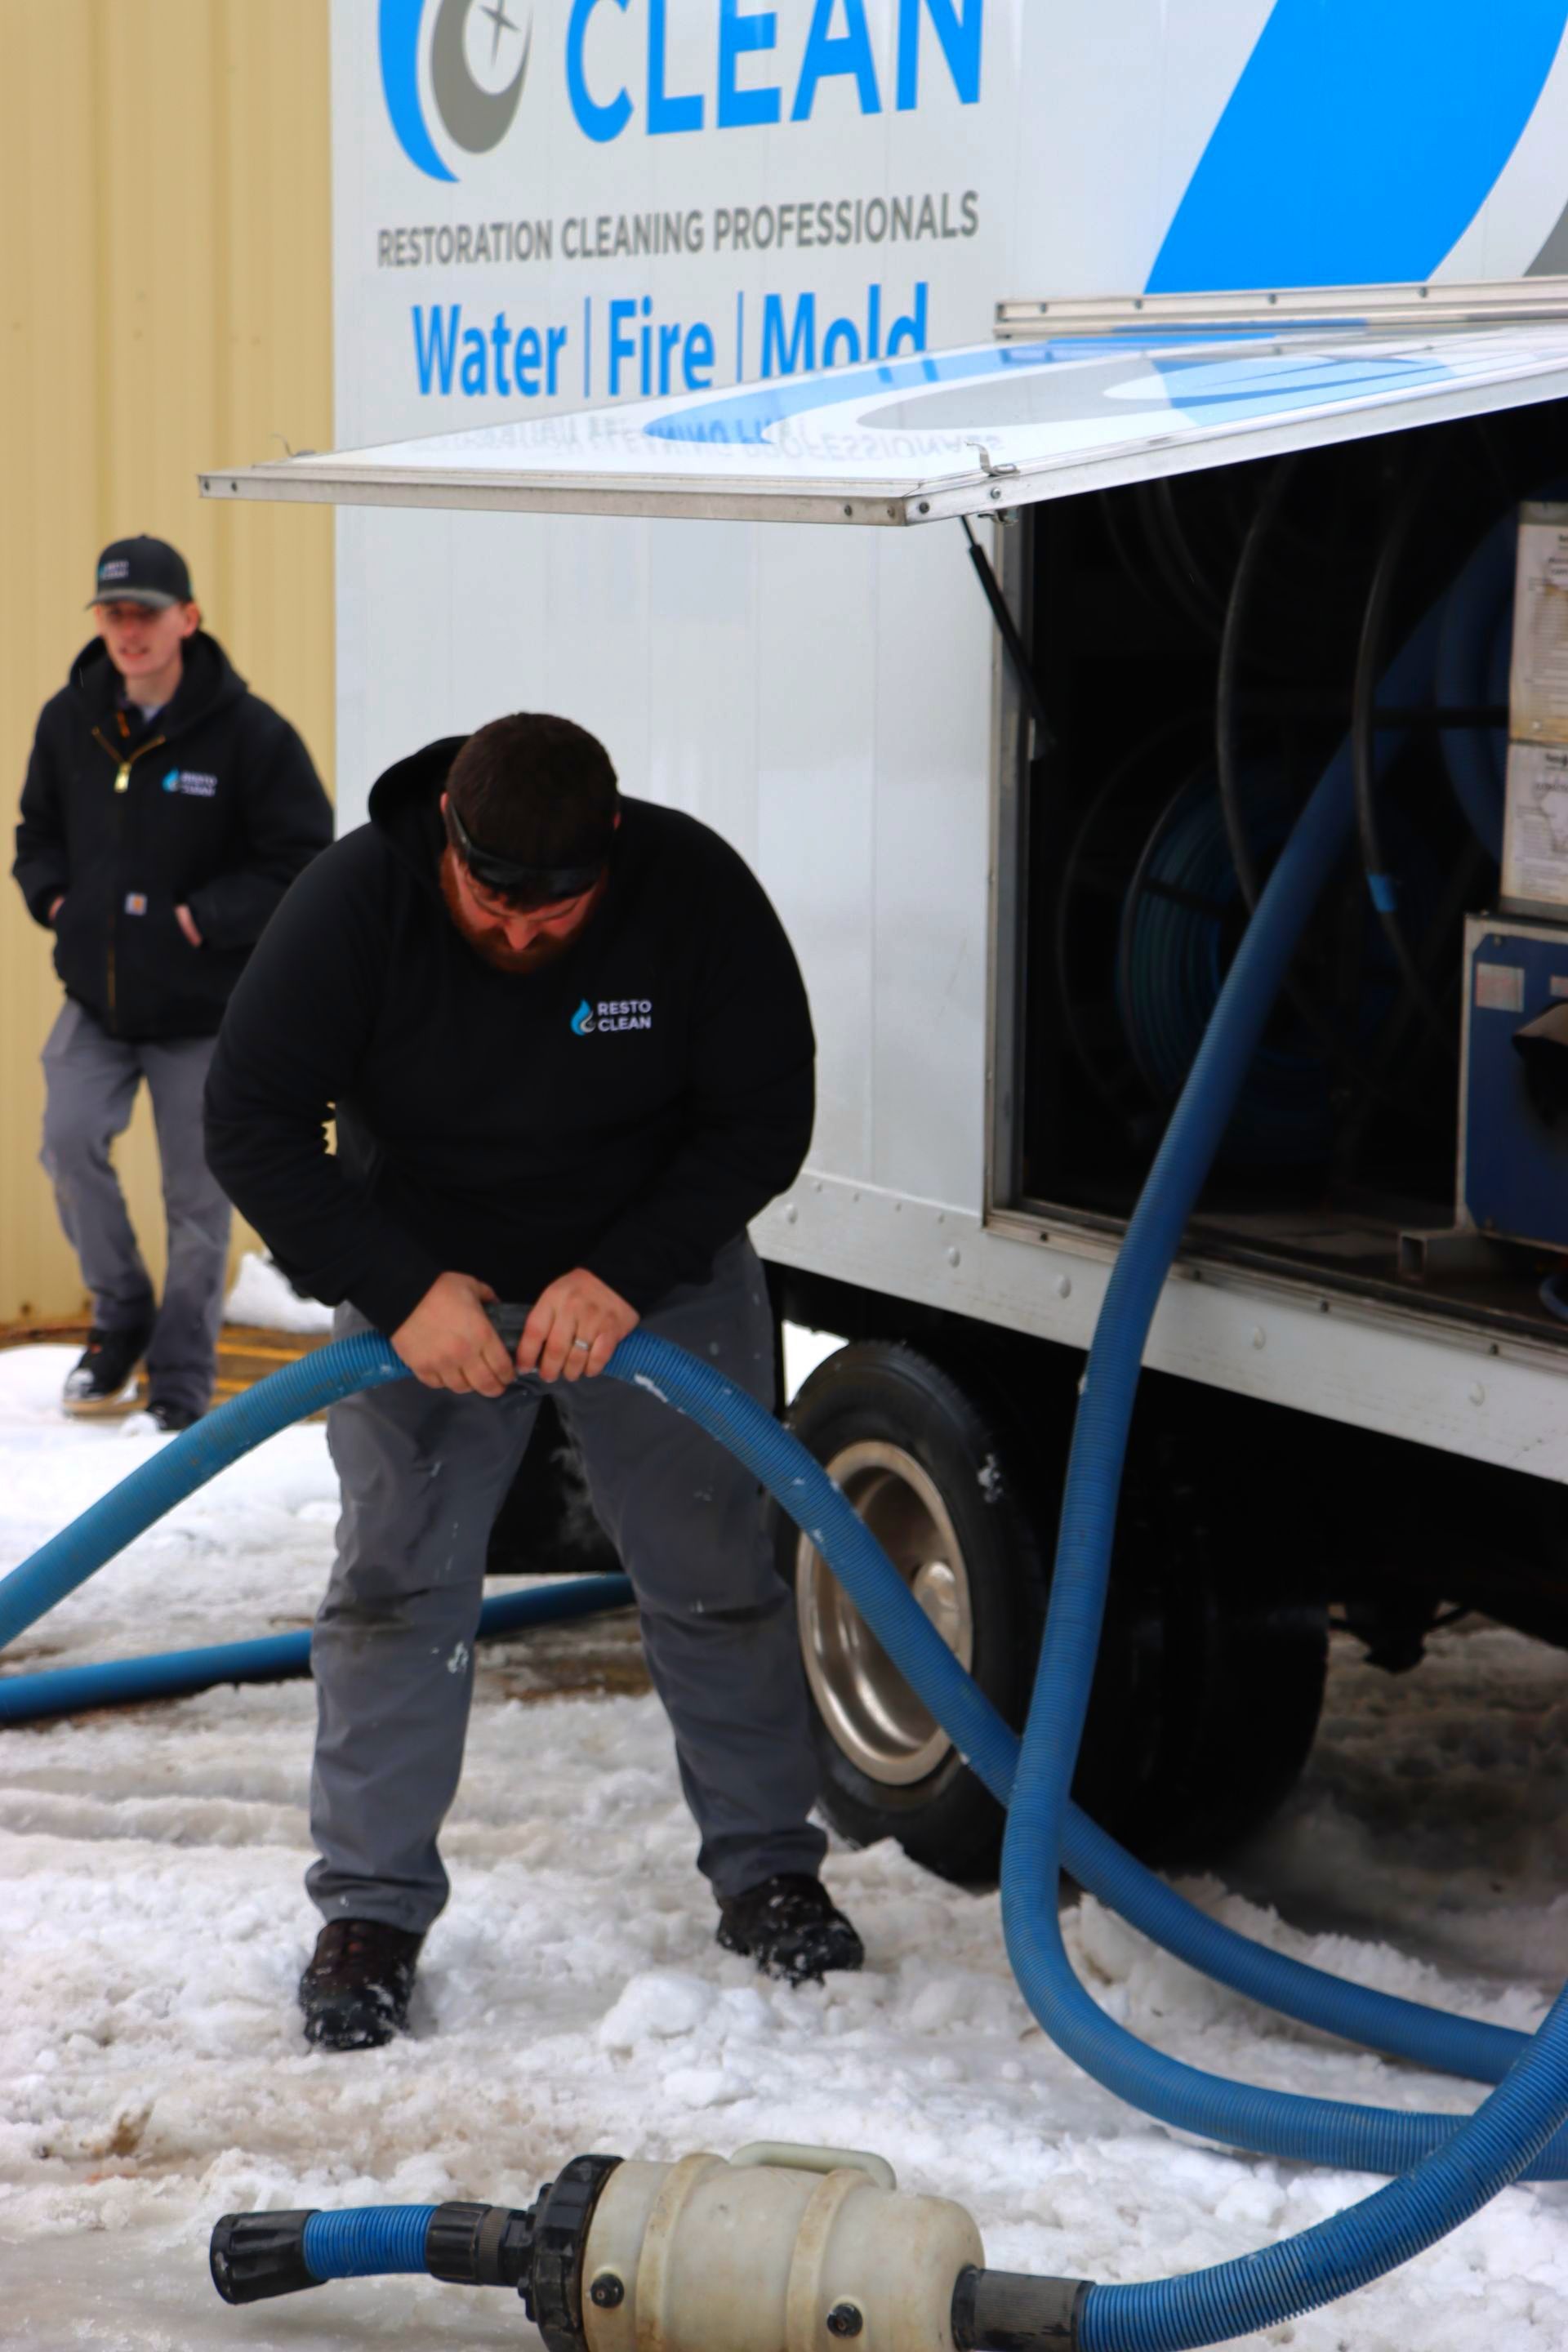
[
  {"left": 203, "top": 738, "right": 816, "bottom": 1334},
  {"left": 13, "top": 632, "right": 332, "bottom": 1040}
]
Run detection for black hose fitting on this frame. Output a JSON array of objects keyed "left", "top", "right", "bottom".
[
  {"left": 528, "top": 2154, "right": 625, "bottom": 2351},
  {"left": 425, "top": 2198, "right": 536, "bottom": 2288},
  {"left": 209, "top": 2209, "right": 322, "bottom": 2305},
  {"left": 951, "top": 2265, "right": 1092, "bottom": 2352}
]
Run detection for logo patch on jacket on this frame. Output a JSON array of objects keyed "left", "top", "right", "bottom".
[
  {"left": 163, "top": 768, "right": 219, "bottom": 798},
  {"left": 572, "top": 998, "right": 653, "bottom": 1036}
]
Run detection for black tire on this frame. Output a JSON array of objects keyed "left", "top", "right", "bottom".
[
  {"left": 776, "top": 1341, "right": 1047, "bottom": 1882},
  {"left": 1106, "top": 1395, "right": 1330, "bottom": 1862},
  {"left": 777, "top": 1342, "right": 1330, "bottom": 1882}
]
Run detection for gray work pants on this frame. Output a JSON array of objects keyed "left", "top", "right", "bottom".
[
  {"left": 40, "top": 1000, "right": 232, "bottom": 1415},
  {"left": 310, "top": 1238, "right": 826, "bottom": 1931}
]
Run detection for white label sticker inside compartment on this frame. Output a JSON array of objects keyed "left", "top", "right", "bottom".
[{"left": 1475, "top": 961, "right": 1526, "bottom": 1012}]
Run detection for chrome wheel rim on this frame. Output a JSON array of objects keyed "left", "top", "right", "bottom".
[{"left": 795, "top": 1440, "right": 973, "bottom": 1786}]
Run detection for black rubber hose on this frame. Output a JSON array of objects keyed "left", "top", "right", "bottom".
[
  {"left": 1350, "top": 453, "right": 1464, "bottom": 1056},
  {"left": 1215, "top": 458, "right": 1302, "bottom": 915},
  {"left": 1136, "top": 480, "right": 1226, "bottom": 639},
  {"left": 1214, "top": 457, "right": 1428, "bottom": 1116}
]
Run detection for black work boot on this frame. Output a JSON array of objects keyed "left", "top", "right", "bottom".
[
  {"left": 715, "top": 1873, "right": 865, "bottom": 1988},
  {"left": 145, "top": 1400, "right": 203, "bottom": 1433},
  {"left": 298, "top": 1918, "right": 423, "bottom": 2051},
  {"left": 62, "top": 1323, "right": 150, "bottom": 1417}
]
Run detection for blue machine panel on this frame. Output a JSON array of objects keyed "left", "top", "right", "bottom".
[{"left": 1462, "top": 916, "right": 1568, "bottom": 1250}]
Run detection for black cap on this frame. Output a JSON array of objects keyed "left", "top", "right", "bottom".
[{"left": 87, "top": 536, "right": 194, "bottom": 611}]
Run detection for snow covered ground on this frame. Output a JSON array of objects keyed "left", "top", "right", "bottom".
[{"left": 2, "top": 1339, "right": 1568, "bottom": 2350}]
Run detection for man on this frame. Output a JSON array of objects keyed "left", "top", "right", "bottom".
[
  {"left": 203, "top": 712, "right": 862, "bottom": 2051},
  {"left": 12, "top": 536, "right": 332, "bottom": 1429}
]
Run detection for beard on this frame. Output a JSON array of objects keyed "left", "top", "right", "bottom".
[{"left": 439, "top": 848, "right": 582, "bottom": 974}]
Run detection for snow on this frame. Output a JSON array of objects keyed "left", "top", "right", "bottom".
[
  {"left": 224, "top": 1253, "right": 336, "bottom": 1335},
  {"left": 2, "top": 1340, "right": 1567, "bottom": 2348}
]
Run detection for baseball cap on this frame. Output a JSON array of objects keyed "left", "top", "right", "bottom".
[{"left": 87, "top": 536, "right": 194, "bottom": 610}]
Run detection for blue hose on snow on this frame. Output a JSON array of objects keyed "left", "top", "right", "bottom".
[
  {"left": 6, "top": 588, "right": 1567, "bottom": 2332},
  {"left": 0, "top": 1574, "right": 632, "bottom": 1725},
  {"left": 159, "top": 1312, "right": 1568, "bottom": 2328},
  {"left": 0, "top": 1348, "right": 1541, "bottom": 2100},
  {"left": 5, "top": 1325, "right": 1568, "bottom": 2329}
]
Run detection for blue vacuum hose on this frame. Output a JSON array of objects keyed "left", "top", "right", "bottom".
[
  {"left": 128, "top": 1307, "right": 1568, "bottom": 2341},
  {"left": 0, "top": 1347, "right": 1538, "bottom": 2104},
  {"left": 0, "top": 1334, "right": 407, "bottom": 1652},
  {"left": 5, "top": 1320, "right": 1568, "bottom": 2331},
  {"left": 0, "top": 1575, "right": 631, "bottom": 1726},
  {"left": 7, "top": 564, "right": 1567, "bottom": 2332},
  {"left": 301, "top": 2205, "right": 438, "bottom": 2280}
]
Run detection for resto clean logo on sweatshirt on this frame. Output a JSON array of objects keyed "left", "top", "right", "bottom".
[
  {"left": 163, "top": 768, "right": 220, "bottom": 798},
  {"left": 572, "top": 996, "right": 653, "bottom": 1035}
]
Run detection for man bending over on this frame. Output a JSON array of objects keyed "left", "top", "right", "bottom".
[{"left": 204, "top": 712, "right": 862, "bottom": 2051}]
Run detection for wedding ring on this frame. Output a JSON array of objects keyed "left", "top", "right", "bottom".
[{"left": 572, "top": 1337, "right": 592, "bottom": 1351}]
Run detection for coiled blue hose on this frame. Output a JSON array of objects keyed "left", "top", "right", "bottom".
[
  {"left": 996, "top": 586, "right": 1568, "bottom": 2336},
  {"left": 1117, "top": 775, "right": 1335, "bottom": 1166}
]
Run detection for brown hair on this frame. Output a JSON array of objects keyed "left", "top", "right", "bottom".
[{"left": 445, "top": 713, "right": 618, "bottom": 870}]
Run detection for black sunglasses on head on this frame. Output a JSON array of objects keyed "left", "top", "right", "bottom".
[{"left": 444, "top": 797, "right": 610, "bottom": 906}]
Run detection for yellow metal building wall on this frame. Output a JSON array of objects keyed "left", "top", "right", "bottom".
[{"left": 0, "top": 0, "right": 334, "bottom": 1324}]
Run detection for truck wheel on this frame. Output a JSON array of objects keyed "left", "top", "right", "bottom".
[
  {"left": 779, "top": 1342, "right": 1047, "bottom": 1882},
  {"left": 777, "top": 1342, "right": 1328, "bottom": 1882}
]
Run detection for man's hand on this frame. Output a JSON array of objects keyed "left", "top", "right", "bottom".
[
  {"left": 47, "top": 895, "right": 65, "bottom": 924},
  {"left": 175, "top": 903, "right": 203, "bottom": 947},
  {"left": 518, "top": 1270, "right": 639, "bottom": 1383},
  {"left": 391, "top": 1272, "right": 517, "bottom": 1396}
]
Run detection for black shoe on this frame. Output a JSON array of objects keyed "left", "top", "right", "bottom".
[
  {"left": 62, "top": 1324, "right": 150, "bottom": 1417},
  {"left": 298, "top": 1918, "right": 423, "bottom": 2051},
  {"left": 145, "top": 1400, "right": 202, "bottom": 1433},
  {"left": 715, "top": 1873, "right": 865, "bottom": 1988}
]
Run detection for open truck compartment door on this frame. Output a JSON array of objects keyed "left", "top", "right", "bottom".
[
  {"left": 203, "top": 278, "right": 1568, "bottom": 526},
  {"left": 201, "top": 280, "right": 1568, "bottom": 1496}
]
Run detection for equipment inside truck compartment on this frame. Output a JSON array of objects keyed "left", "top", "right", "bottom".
[{"left": 1017, "top": 399, "right": 1568, "bottom": 1337}]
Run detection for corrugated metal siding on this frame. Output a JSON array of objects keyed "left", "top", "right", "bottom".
[{"left": 0, "top": 0, "right": 333, "bottom": 1321}]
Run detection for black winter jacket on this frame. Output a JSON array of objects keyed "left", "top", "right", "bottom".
[
  {"left": 203, "top": 738, "right": 816, "bottom": 1334},
  {"left": 13, "top": 633, "right": 332, "bottom": 1040}
]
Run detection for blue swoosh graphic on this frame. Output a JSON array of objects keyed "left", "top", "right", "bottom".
[
  {"left": 379, "top": 0, "right": 456, "bottom": 183},
  {"left": 1152, "top": 348, "right": 1448, "bottom": 425},
  {"left": 644, "top": 328, "right": 1301, "bottom": 447},
  {"left": 1151, "top": 0, "right": 1568, "bottom": 293}
]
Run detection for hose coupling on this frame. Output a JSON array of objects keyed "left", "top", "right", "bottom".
[{"left": 951, "top": 2266, "right": 1091, "bottom": 2351}]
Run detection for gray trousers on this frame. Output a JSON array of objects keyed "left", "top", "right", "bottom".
[
  {"left": 310, "top": 1238, "right": 826, "bottom": 1932},
  {"left": 40, "top": 1000, "right": 232, "bottom": 1415}
]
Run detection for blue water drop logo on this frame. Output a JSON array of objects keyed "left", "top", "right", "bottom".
[
  {"left": 163, "top": 770, "right": 179, "bottom": 792},
  {"left": 571, "top": 1000, "right": 595, "bottom": 1036}
]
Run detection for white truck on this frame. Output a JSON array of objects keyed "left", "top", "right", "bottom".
[{"left": 207, "top": 2, "right": 1568, "bottom": 1880}]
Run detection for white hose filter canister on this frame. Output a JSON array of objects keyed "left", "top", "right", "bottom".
[{"left": 581, "top": 2144, "right": 985, "bottom": 2352}]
